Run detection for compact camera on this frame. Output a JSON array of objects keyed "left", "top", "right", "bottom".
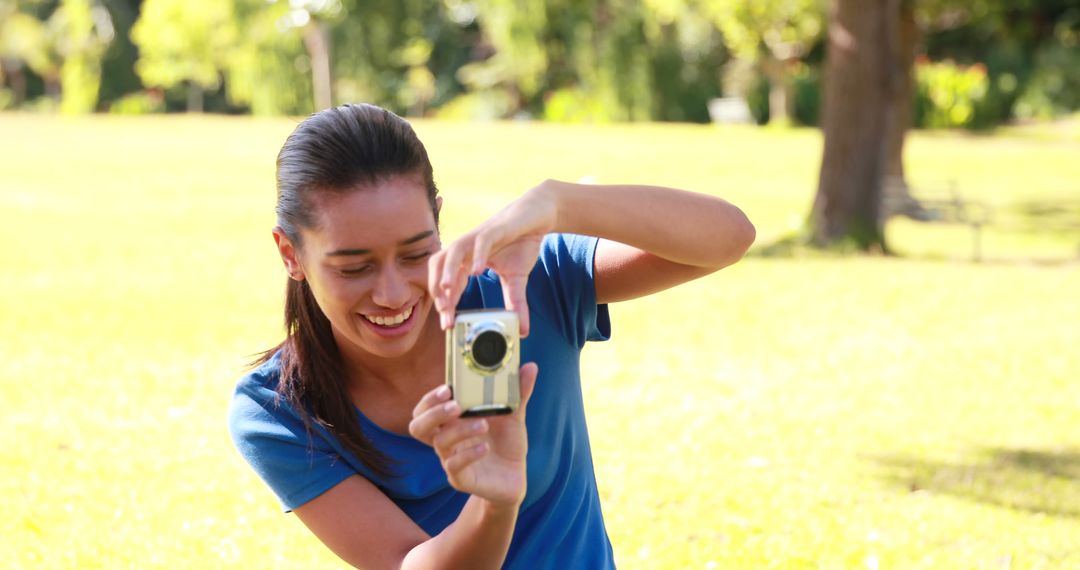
[{"left": 445, "top": 309, "right": 520, "bottom": 417}]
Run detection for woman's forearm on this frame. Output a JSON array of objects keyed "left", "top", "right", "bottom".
[
  {"left": 401, "top": 496, "right": 518, "bottom": 570},
  {"left": 537, "top": 179, "right": 756, "bottom": 268}
]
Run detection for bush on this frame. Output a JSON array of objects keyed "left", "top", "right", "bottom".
[
  {"left": 744, "top": 63, "right": 821, "bottom": 127},
  {"left": 433, "top": 90, "right": 516, "bottom": 121},
  {"left": 914, "top": 59, "right": 989, "bottom": 129},
  {"left": 108, "top": 90, "right": 165, "bottom": 115},
  {"left": 541, "top": 87, "right": 613, "bottom": 123},
  {"left": 1013, "top": 43, "right": 1080, "bottom": 121}
]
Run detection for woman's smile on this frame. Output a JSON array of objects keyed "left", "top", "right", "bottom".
[{"left": 357, "top": 298, "right": 423, "bottom": 338}]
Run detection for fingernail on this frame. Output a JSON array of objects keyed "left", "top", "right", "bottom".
[
  {"left": 436, "top": 385, "right": 450, "bottom": 398},
  {"left": 443, "top": 401, "right": 458, "bottom": 413},
  {"left": 471, "top": 420, "right": 485, "bottom": 432}
]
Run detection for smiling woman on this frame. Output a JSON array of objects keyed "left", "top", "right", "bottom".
[{"left": 228, "top": 103, "right": 755, "bottom": 569}]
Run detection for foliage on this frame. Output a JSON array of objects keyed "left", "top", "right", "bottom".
[
  {"left": 107, "top": 89, "right": 165, "bottom": 114},
  {"left": 541, "top": 86, "right": 612, "bottom": 122},
  {"left": 433, "top": 89, "right": 516, "bottom": 120},
  {"left": 1012, "top": 19, "right": 1080, "bottom": 120},
  {"left": 701, "top": 0, "right": 824, "bottom": 62},
  {"left": 914, "top": 59, "right": 990, "bottom": 128},
  {"left": 1, "top": 0, "right": 1079, "bottom": 123},
  {"left": 131, "top": 0, "right": 237, "bottom": 94},
  {"left": 745, "top": 61, "right": 821, "bottom": 126},
  {"left": 0, "top": 0, "right": 112, "bottom": 111},
  {"left": 699, "top": 0, "right": 825, "bottom": 123},
  {"left": 0, "top": 1, "right": 57, "bottom": 78},
  {"left": 54, "top": 0, "right": 110, "bottom": 114},
  {"left": 222, "top": 0, "right": 311, "bottom": 115},
  {"left": 330, "top": 0, "right": 466, "bottom": 116}
]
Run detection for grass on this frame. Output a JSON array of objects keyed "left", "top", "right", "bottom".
[{"left": 2, "top": 112, "right": 1078, "bottom": 569}]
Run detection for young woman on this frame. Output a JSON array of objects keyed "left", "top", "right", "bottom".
[{"left": 229, "top": 103, "right": 755, "bottom": 569}]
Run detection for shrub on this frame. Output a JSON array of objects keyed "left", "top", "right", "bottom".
[{"left": 914, "top": 58, "right": 989, "bottom": 129}]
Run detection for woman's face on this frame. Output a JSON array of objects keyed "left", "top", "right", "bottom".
[{"left": 280, "top": 176, "right": 441, "bottom": 362}]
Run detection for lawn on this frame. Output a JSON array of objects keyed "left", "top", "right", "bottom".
[{"left": 2, "top": 113, "right": 1078, "bottom": 569}]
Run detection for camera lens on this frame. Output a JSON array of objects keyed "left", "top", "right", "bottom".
[{"left": 470, "top": 330, "right": 507, "bottom": 369}]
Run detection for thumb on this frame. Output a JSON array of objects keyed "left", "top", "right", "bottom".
[
  {"left": 515, "top": 362, "right": 538, "bottom": 419},
  {"left": 500, "top": 274, "right": 531, "bottom": 338}
]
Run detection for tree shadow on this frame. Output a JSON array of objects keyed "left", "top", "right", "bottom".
[
  {"left": 868, "top": 447, "right": 1080, "bottom": 519},
  {"left": 1008, "top": 199, "right": 1080, "bottom": 233}
]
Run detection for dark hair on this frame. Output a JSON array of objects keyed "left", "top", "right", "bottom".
[{"left": 254, "top": 103, "right": 439, "bottom": 478}]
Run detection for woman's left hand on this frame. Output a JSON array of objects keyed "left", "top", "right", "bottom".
[{"left": 429, "top": 187, "right": 557, "bottom": 337}]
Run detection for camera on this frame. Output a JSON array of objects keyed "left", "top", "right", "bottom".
[{"left": 445, "top": 309, "right": 520, "bottom": 417}]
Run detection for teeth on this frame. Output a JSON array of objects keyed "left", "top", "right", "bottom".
[{"left": 365, "top": 306, "right": 413, "bottom": 327}]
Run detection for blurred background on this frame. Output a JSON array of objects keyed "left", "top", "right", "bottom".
[
  {"left": 1, "top": 0, "right": 1077, "bottom": 126},
  {"left": 2, "top": 1, "right": 1079, "bottom": 569}
]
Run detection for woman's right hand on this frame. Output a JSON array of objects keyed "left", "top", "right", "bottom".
[{"left": 409, "top": 363, "right": 538, "bottom": 506}]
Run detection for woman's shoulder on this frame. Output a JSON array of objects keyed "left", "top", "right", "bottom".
[
  {"left": 234, "top": 351, "right": 284, "bottom": 398},
  {"left": 228, "top": 351, "right": 296, "bottom": 435}
]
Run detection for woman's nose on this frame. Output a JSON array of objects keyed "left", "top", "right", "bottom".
[{"left": 372, "top": 264, "right": 411, "bottom": 308}]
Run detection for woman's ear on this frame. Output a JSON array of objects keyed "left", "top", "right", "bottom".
[
  {"left": 435, "top": 196, "right": 443, "bottom": 217},
  {"left": 272, "top": 227, "right": 306, "bottom": 281}
]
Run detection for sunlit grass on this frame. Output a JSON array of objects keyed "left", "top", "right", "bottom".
[{"left": 2, "top": 113, "right": 1078, "bottom": 569}]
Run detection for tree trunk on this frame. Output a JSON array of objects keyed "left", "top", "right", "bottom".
[
  {"left": 2, "top": 60, "right": 28, "bottom": 105},
  {"left": 882, "top": 0, "right": 919, "bottom": 217},
  {"left": 761, "top": 55, "right": 791, "bottom": 126},
  {"left": 809, "top": 0, "right": 899, "bottom": 250},
  {"left": 303, "top": 21, "right": 333, "bottom": 112},
  {"left": 187, "top": 81, "right": 204, "bottom": 113}
]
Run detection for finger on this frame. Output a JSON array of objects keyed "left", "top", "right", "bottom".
[
  {"left": 412, "top": 384, "right": 452, "bottom": 418},
  {"left": 427, "top": 249, "right": 448, "bottom": 312},
  {"left": 432, "top": 418, "right": 488, "bottom": 455},
  {"left": 439, "top": 237, "right": 472, "bottom": 292},
  {"left": 408, "top": 399, "right": 461, "bottom": 445},
  {"left": 471, "top": 232, "right": 493, "bottom": 276},
  {"left": 500, "top": 274, "right": 531, "bottom": 337},
  {"left": 439, "top": 241, "right": 473, "bottom": 329},
  {"left": 443, "top": 441, "right": 488, "bottom": 475},
  {"left": 514, "top": 362, "right": 538, "bottom": 420}
]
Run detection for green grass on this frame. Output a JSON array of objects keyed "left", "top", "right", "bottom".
[{"left": 2, "top": 113, "right": 1079, "bottom": 569}]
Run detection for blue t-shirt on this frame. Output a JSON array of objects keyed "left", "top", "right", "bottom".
[{"left": 229, "top": 233, "right": 615, "bottom": 569}]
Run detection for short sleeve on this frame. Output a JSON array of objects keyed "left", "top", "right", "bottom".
[
  {"left": 228, "top": 369, "right": 354, "bottom": 512},
  {"left": 531, "top": 233, "right": 612, "bottom": 348}
]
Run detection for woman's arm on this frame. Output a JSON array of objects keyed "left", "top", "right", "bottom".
[
  {"left": 537, "top": 179, "right": 756, "bottom": 303},
  {"left": 430, "top": 179, "right": 754, "bottom": 333},
  {"left": 294, "top": 477, "right": 518, "bottom": 570},
  {"left": 293, "top": 364, "right": 537, "bottom": 569}
]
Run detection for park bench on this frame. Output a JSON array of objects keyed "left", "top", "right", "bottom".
[{"left": 882, "top": 176, "right": 993, "bottom": 261}]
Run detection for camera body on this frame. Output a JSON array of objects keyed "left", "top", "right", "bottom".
[{"left": 445, "top": 309, "right": 520, "bottom": 417}]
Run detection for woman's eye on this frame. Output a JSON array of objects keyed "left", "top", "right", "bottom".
[
  {"left": 404, "top": 251, "right": 431, "bottom": 262},
  {"left": 340, "top": 266, "right": 372, "bottom": 276}
]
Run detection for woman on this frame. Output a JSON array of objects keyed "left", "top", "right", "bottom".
[{"left": 229, "top": 103, "right": 755, "bottom": 569}]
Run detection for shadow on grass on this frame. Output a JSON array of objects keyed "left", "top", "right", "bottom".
[
  {"left": 869, "top": 447, "right": 1080, "bottom": 519},
  {"left": 750, "top": 228, "right": 1080, "bottom": 266},
  {"left": 1009, "top": 199, "right": 1080, "bottom": 233}
]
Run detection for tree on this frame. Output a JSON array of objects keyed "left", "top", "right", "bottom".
[
  {"left": 132, "top": 0, "right": 238, "bottom": 112},
  {"left": 809, "top": 0, "right": 900, "bottom": 249},
  {"left": 701, "top": 0, "right": 825, "bottom": 125},
  {"left": 1, "top": 0, "right": 112, "bottom": 112},
  {"left": 263, "top": 0, "right": 343, "bottom": 112},
  {"left": 54, "top": 0, "right": 113, "bottom": 114},
  {"left": 0, "top": 0, "right": 58, "bottom": 106}
]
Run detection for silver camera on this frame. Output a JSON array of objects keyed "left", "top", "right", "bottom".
[{"left": 445, "top": 309, "right": 520, "bottom": 417}]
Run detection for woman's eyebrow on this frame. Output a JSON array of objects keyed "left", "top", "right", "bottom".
[{"left": 326, "top": 230, "right": 435, "bottom": 257}]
